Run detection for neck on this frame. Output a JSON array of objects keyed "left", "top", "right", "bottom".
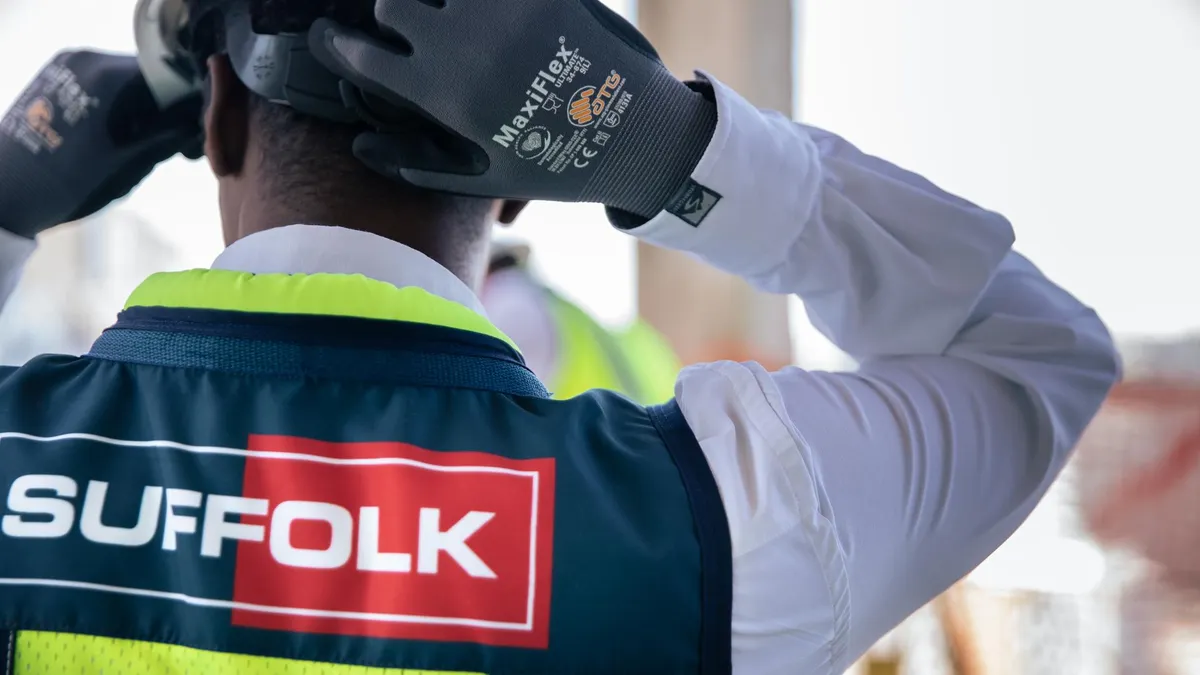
[{"left": 228, "top": 198, "right": 493, "bottom": 291}]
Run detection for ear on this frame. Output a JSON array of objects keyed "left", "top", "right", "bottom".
[
  {"left": 497, "top": 200, "right": 529, "bottom": 226},
  {"left": 203, "top": 55, "right": 251, "bottom": 178}
]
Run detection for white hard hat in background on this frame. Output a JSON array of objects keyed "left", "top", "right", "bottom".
[{"left": 134, "top": 0, "right": 203, "bottom": 108}]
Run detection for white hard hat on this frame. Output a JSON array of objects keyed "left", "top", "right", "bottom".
[{"left": 134, "top": 0, "right": 203, "bottom": 109}]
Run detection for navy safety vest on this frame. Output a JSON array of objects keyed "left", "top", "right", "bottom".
[{"left": 0, "top": 270, "right": 732, "bottom": 674}]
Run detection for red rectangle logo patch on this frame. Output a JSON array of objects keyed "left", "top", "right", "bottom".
[{"left": 229, "top": 435, "right": 556, "bottom": 649}]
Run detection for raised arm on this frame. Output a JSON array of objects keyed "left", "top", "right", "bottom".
[
  {"left": 0, "top": 49, "right": 202, "bottom": 313},
  {"left": 305, "top": 3, "right": 1118, "bottom": 670},
  {"left": 627, "top": 75, "right": 1118, "bottom": 670}
]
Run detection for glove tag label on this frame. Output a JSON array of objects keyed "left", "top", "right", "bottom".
[{"left": 666, "top": 179, "right": 723, "bottom": 227}]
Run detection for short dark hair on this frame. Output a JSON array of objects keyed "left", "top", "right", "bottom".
[{"left": 185, "top": 0, "right": 493, "bottom": 221}]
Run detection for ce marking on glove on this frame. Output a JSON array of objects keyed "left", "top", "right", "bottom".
[{"left": 573, "top": 145, "right": 599, "bottom": 169}]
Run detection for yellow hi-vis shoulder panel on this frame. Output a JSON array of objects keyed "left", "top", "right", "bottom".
[
  {"left": 15, "top": 632, "right": 482, "bottom": 675},
  {"left": 125, "top": 269, "right": 518, "bottom": 351}
]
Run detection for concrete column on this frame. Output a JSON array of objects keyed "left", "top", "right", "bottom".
[{"left": 635, "top": 0, "right": 795, "bottom": 369}]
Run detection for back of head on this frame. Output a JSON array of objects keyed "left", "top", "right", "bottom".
[{"left": 183, "top": 0, "right": 498, "bottom": 271}]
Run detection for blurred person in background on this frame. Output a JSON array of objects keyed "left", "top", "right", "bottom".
[
  {"left": 0, "top": 0, "right": 1118, "bottom": 673},
  {"left": 483, "top": 241, "right": 680, "bottom": 404}
]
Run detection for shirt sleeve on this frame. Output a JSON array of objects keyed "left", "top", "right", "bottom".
[
  {"left": 623, "top": 73, "right": 1121, "bottom": 674},
  {"left": 0, "top": 228, "right": 35, "bottom": 313}
]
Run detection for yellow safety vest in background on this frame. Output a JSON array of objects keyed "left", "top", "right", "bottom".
[{"left": 544, "top": 289, "right": 681, "bottom": 405}]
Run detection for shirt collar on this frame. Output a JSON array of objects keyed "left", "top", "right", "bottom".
[{"left": 211, "top": 225, "right": 488, "bottom": 317}]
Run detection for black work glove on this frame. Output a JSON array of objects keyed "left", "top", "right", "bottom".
[
  {"left": 308, "top": 0, "right": 718, "bottom": 219},
  {"left": 0, "top": 50, "right": 204, "bottom": 240}
]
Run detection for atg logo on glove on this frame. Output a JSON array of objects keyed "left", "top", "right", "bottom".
[
  {"left": 567, "top": 72, "right": 623, "bottom": 128},
  {"left": 0, "top": 433, "right": 557, "bottom": 649}
]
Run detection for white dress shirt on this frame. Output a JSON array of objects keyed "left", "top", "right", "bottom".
[{"left": 0, "top": 73, "right": 1119, "bottom": 674}]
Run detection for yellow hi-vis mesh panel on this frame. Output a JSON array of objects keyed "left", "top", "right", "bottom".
[
  {"left": 15, "top": 632, "right": 484, "bottom": 675},
  {"left": 125, "top": 270, "right": 518, "bottom": 351}
]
